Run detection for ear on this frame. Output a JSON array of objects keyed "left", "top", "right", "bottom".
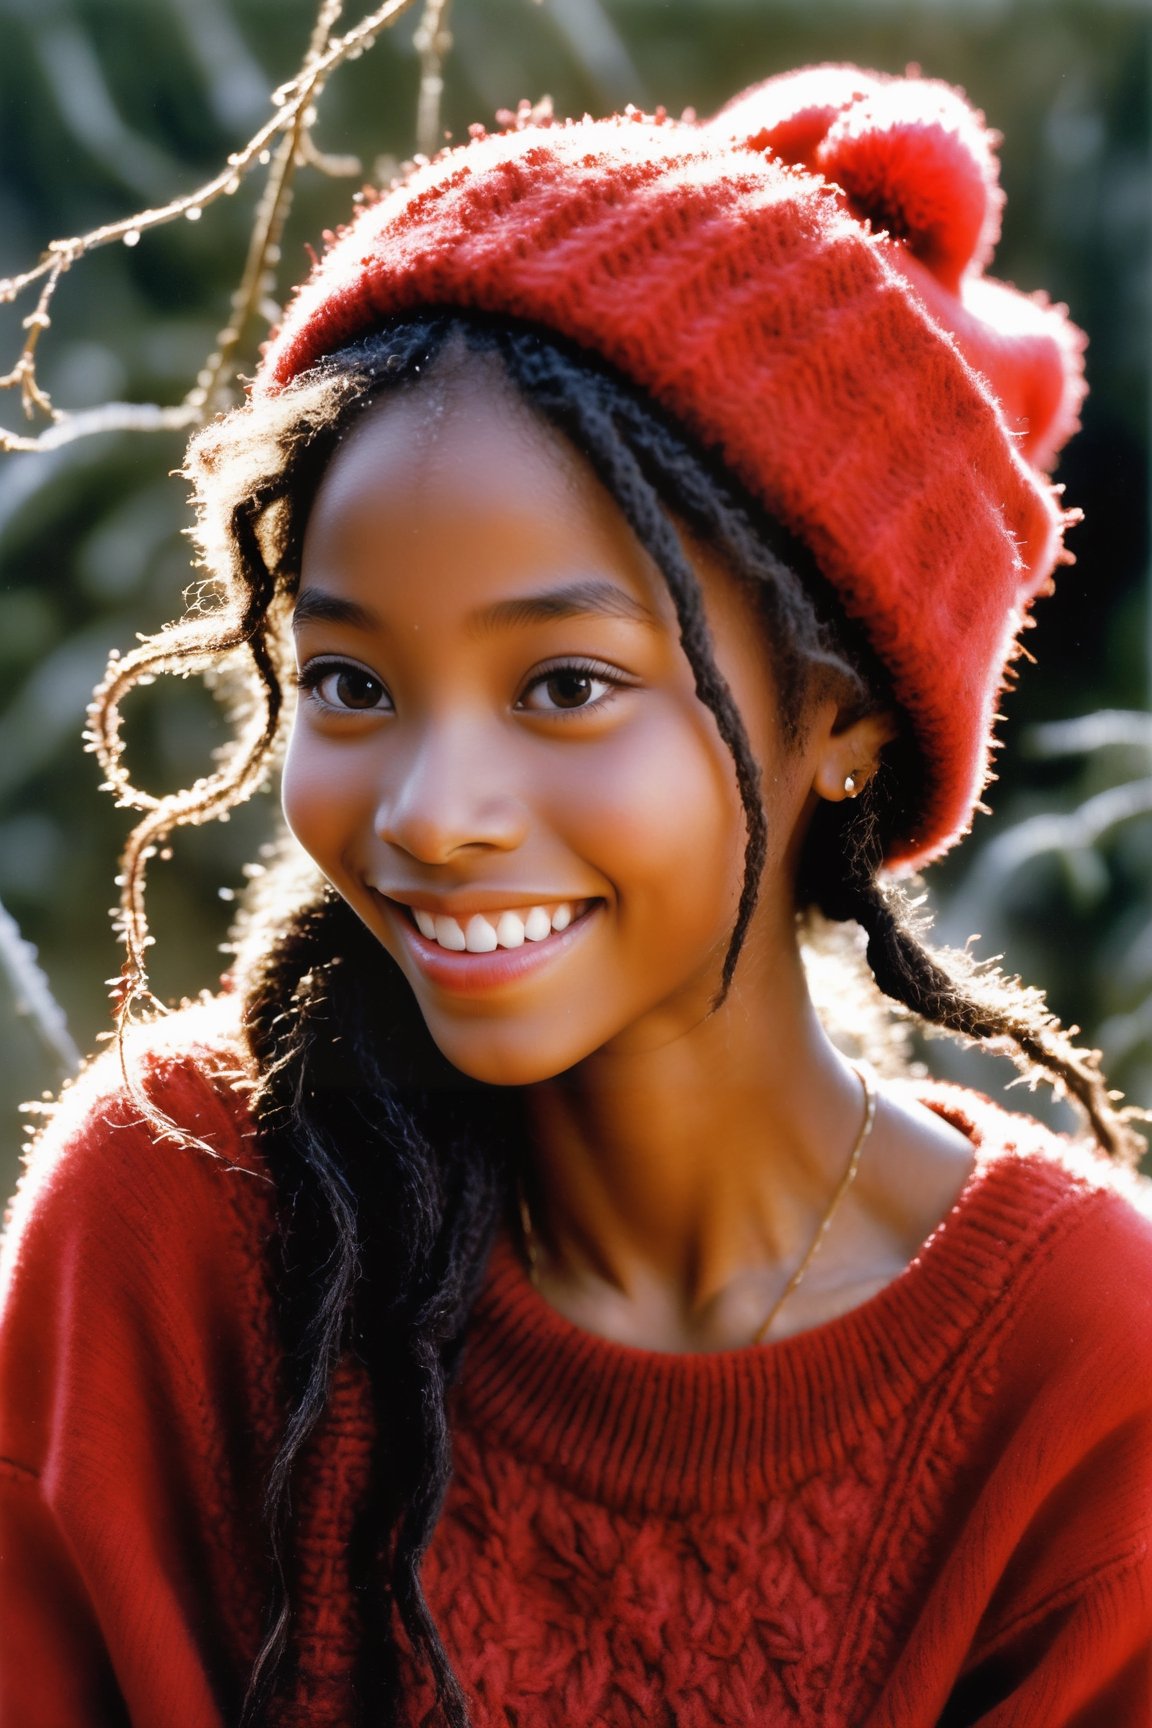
[{"left": 811, "top": 707, "right": 900, "bottom": 804}]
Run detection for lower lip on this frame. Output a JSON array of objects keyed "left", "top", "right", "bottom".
[{"left": 379, "top": 898, "right": 601, "bottom": 997}]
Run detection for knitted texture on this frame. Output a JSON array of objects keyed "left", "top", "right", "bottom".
[
  {"left": 2, "top": 1006, "right": 1151, "bottom": 1725},
  {"left": 255, "top": 65, "right": 1087, "bottom": 867}
]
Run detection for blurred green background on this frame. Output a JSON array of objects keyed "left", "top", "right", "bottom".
[{"left": 0, "top": 0, "right": 1149, "bottom": 1190}]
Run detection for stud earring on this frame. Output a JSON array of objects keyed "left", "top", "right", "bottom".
[{"left": 843, "top": 774, "right": 858, "bottom": 796}]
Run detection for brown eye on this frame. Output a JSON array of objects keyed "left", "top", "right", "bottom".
[
  {"left": 334, "top": 669, "right": 385, "bottom": 709},
  {"left": 545, "top": 670, "right": 595, "bottom": 708},
  {"left": 304, "top": 663, "right": 391, "bottom": 712},
  {"left": 519, "top": 662, "right": 620, "bottom": 715}
]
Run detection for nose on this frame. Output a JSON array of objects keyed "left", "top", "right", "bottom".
[{"left": 375, "top": 714, "right": 529, "bottom": 863}]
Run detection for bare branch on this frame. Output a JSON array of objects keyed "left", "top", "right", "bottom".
[
  {"left": 0, "top": 402, "right": 201, "bottom": 457},
  {"left": 0, "top": 257, "right": 71, "bottom": 431},
  {"left": 187, "top": 0, "right": 367, "bottom": 417},
  {"left": 0, "top": 0, "right": 426, "bottom": 448},
  {"left": 415, "top": 0, "right": 455, "bottom": 160},
  {"left": 185, "top": 129, "right": 300, "bottom": 419}
]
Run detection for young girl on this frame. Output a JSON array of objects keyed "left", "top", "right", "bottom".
[{"left": 1, "top": 61, "right": 1150, "bottom": 1728}]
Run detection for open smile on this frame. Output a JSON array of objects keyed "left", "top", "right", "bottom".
[
  {"left": 370, "top": 891, "right": 602, "bottom": 995},
  {"left": 407, "top": 899, "right": 588, "bottom": 952}
]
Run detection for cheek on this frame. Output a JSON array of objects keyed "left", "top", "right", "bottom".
[
  {"left": 556, "top": 704, "right": 746, "bottom": 941},
  {"left": 281, "top": 725, "right": 362, "bottom": 875}
]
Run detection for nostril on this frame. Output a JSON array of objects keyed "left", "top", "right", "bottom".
[{"left": 373, "top": 774, "right": 532, "bottom": 862}]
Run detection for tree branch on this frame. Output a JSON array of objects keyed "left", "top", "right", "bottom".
[{"left": 0, "top": 0, "right": 426, "bottom": 452}]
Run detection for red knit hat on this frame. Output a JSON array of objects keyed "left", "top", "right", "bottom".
[{"left": 256, "top": 64, "right": 1086, "bottom": 869}]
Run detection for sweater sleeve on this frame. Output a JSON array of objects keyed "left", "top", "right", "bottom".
[
  {"left": 0, "top": 1010, "right": 280, "bottom": 1727},
  {"left": 941, "top": 1181, "right": 1152, "bottom": 1727},
  {"left": 941, "top": 1560, "right": 1152, "bottom": 1726}
]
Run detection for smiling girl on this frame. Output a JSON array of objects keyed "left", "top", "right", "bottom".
[{"left": 1, "top": 62, "right": 1150, "bottom": 1728}]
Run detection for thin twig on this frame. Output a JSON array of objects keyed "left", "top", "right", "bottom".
[
  {"left": 188, "top": 0, "right": 355, "bottom": 416},
  {"left": 0, "top": 257, "right": 71, "bottom": 424},
  {"left": 185, "top": 128, "right": 299, "bottom": 417},
  {"left": 0, "top": 401, "right": 202, "bottom": 456},
  {"left": 415, "top": 0, "right": 454, "bottom": 159},
  {"left": 0, "top": 0, "right": 424, "bottom": 452},
  {"left": 0, "top": 0, "right": 412, "bottom": 298}
]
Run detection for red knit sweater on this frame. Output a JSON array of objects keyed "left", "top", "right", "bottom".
[{"left": 1, "top": 1002, "right": 1151, "bottom": 1726}]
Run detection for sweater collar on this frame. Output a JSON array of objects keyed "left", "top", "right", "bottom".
[{"left": 456, "top": 1088, "right": 1078, "bottom": 1514}]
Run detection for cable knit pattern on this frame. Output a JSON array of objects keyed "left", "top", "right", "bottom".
[
  {"left": 410, "top": 1130, "right": 1152, "bottom": 1727},
  {"left": 2, "top": 1005, "right": 1151, "bottom": 1725}
]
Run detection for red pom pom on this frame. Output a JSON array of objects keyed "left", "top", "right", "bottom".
[
  {"left": 711, "top": 65, "right": 1002, "bottom": 293},
  {"left": 816, "top": 81, "right": 1002, "bottom": 290},
  {"left": 714, "top": 64, "right": 880, "bottom": 165},
  {"left": 708, "top": 65, "right": 1082, "bottom": 474}
]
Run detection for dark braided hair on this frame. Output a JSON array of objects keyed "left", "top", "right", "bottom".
[{"left": 86, "top": 311, "right": 1141, "bottom": 1726}]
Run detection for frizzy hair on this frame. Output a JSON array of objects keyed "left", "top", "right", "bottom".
[{"left": 86, "top": 312, "right": 1141, "bottom": 1724}]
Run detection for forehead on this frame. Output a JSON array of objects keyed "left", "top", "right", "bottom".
[
  {"left": 314, "top": 355, "right": 546, "bottom": 507},
  {"left": 298, "top": 354, "right": 677, "bottom": 620},
  {"left": 294, "top": 347, "right": 792, "bottom": 757}
]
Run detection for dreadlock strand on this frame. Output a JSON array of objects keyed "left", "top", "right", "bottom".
[
  {"left": 495, "top": 334, "right": 767, "bottom": 1000},
  {"left": 583, "top": 403, "right": 768, "bottom": 999},
  {"left": 796, "top": 782, "right": 1140, "bottom": 1163},
  {"left": 235, "top": 872, "right": 508, "bottom": 1726},
  {"left": 238, "top": 903, "right": 366, "bottom": 1725},
  {"left": 850, "top": 869, "right": 1136, "bottom": 1160}
]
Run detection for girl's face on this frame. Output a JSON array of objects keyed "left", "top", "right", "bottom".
[{"left": 283, "top": 358, "right": 866, "bottom": 1086}]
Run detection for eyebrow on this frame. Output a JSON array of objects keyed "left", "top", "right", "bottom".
[
  {"left": 291, "top": 578, "right": 660, "bottom": 635},
  {"left": 469, "top": 579, "right": 660, "bottom": 635},
  {"left": 291, "top": 590, "right": 377, "bottom": 632}
]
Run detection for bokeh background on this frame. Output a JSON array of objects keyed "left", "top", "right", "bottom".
[{"left": 0, "top": 0, "right": 1149, "bottom": 1193}]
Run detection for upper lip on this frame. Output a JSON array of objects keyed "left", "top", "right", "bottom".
[{"left": 369, "top": 886, "right": 595, "bottom": 918}]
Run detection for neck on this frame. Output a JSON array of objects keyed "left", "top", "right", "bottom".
[{"left": 523, "top": 942, "right": 869, "bottom": 1333}]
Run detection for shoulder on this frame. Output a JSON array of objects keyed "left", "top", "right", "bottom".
[
  {"left": 0, "top": 999, "right": 282, "bottom": 1710},
  {"left": 4, "top": 994, "right": 269, "bottom": 1265},
  {"left": 916, "top": 1078, "right": 1152, "bottom": 1248},
  {"left": 900, "top": 1094, "right": 1152, "bottom": 1683},
  {"left": 0, "top": 997, "right": 279, "bottom": 1469},
  {"left": 23, "top": 990, "right": 259, "bottom": 1160},
  {"left": 917, "top": 1081, "right": 1152, "bottom": 1413}
]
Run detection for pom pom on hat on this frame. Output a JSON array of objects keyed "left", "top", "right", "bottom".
[
  {"left": 715, "top": 65, "right": 1004, "bottom": 289},
  {"left": 711, "top": 64, "right": 1084, "bottom": 473},
  {"left": 256, "top": 65, "right": 1087, "bottom": 869}
]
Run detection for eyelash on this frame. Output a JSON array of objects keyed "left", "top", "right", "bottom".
[
  {"left": 517, "top": 657, "right": 630, "bottom": 719},
  {"left": 295, "top": 659, "right": 392, "bottom": 714},
  {"left": 294, "top": 656, "right": 632, "bottom": 719}
]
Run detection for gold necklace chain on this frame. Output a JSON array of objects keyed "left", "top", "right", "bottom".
[
  {"left": 517, "top": 1061, "right": 878, "bottom": 1346},
  {"left": 752, "top": 1061, "right": 876, "bottom": 1343}
]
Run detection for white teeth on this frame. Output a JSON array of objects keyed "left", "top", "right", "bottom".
[
  {"left": 495, "top": 911, "right": 526, "bottom": 949},
  {"left": 524, "top": 906, "right": 551, "bottom": 942},
  {"left": 411, "top": 901, "right": 582, "bottom": 949},
  {"left": 433, "top": 914, "right": 467, "bottom": 951},
  {"left": 464, "top": 915, "right": 498, "bottom": 953}
]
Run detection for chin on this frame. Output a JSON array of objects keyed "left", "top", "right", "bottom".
[{"left": 422, "top": 1019, "right": 583, "bottom": 1090}]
